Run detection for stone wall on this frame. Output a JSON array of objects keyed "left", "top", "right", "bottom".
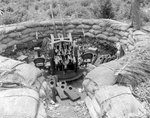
[{"left": 0, "top": 18, "right": 149, "bottom": 53}]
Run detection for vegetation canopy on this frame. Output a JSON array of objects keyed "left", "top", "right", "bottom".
[{"left": 0, "top": 0, "right": 150, "bottom": 25}]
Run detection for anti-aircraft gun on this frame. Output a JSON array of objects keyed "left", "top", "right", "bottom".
[{"left": 48, "top": 4, "right": 83, "bottom": 81}]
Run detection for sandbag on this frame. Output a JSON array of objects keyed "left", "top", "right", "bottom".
[
  {"left": 85, "top": 60, "right": 122, "bottom": 85},
  {"left": 15, "top": 63, "right": 42, "bottom": 85},
  {"left": 37, "top": 101, "right": 47, "bottom": 118},
  {"left": 0, "top": 88, "right": 46, "bottom": 118},
  {"left": 83, "top": 78, "right": 99, "bottom": 94},
  {"left": 85, "top": 96, "right": 99, "bottom": 118},
  {"left": 0, "top": 56, "right": 42, "bottom": 86},
  {"left": 94, "top": 85, "right": 146, "bottom": 118},
  {"left": 83, "top": 61, "right": 122, "bottom": 93},
  {"left": 86, "top": 64, "right": 96, "bottom": 72}
]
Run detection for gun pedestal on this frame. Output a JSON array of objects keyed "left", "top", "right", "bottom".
[
  {"left": 49, "top": 49, "right": 55, "bottom": 75},
  {"left": 34, "top": 47, "right": 41, "bottom": 57}
]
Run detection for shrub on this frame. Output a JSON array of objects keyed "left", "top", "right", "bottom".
[
  {"left": 0, "top": 13, "right": 18, "bottom": 25},
  {"left": 101, "top": 0, "right": 114, "bottom": 18},
  {"left": 89, "top": 0, "right": 114, "bottom": 19}
]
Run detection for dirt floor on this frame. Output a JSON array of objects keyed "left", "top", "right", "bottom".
[
  {"left": 47, "top": 79, "right": 91, "bottom": 118},
  {"left": 47, "top": 99, "right": 91, "bottom": 118}
]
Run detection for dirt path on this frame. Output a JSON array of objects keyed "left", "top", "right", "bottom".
[
  {"left": 47, "top": 78, "right": 91, "bottom": 118},
  {"left": 47, "top": 99, "right": 91, "bottom": 118}
]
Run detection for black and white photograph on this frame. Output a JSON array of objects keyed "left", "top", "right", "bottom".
[{"left": 0, "top": 0, "right": 150, "bottom": 118}]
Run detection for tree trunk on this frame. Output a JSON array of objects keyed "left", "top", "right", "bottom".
[{"left": 131, "top": 0, "right": 141, "bottom": 30}]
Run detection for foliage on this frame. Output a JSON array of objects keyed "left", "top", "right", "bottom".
[{"left": 0, "top": 0, "right": 150, "bottom": 25}]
